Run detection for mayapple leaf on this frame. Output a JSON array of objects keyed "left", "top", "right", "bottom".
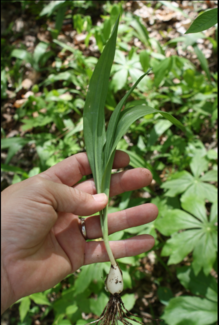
[
  {"left": 161, "top": 196, "right": 217, "bottom": 274},
  {"left": 177, "top": 266, "right": 218, "bottom": 302},
  {"left": 162, "top": 296, "right": 217, "bottom": 325}
]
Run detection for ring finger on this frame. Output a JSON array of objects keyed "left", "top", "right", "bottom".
[{"left": 83, "top": 203, "right": 158, "bottom": 239}]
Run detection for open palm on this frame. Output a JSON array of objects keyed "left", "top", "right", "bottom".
[{"left": 1, "top": 151, "right": 157, "bottom": 310}]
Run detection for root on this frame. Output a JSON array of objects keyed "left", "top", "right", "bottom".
[{"left": 85, "top": 294, "right": 160, "bottom": 325}]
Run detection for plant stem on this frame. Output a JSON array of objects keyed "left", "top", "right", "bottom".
[{"left": 100, "top": 206, "right": 117, "bottom": 266}]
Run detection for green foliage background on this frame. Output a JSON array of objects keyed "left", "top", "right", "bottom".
[{"left": 1, "top": 1, "right": 218, "bottom": 325}]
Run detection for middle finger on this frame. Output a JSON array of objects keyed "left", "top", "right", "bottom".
[{"left": 74, "top": 168, "right": 152, "bottom": 197}]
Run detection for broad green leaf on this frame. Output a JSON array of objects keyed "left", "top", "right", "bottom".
[
  {"left": 11, "top": 49, "right": 33, "bottom": 65},
  {"left": 19, "top": 297, "right": 31, "bottom": 322},
  {"left": 161, "top": 171, "right": 194, "bottom": 197},
  {"left": 193, "top": 231, "right": 217, "bottom": 275},
  {"left": 181, "top": 196, "right": 207, "bottom": 223},
  {"left": 185, "top": 8, "right": 218, "bottom": 34},
  {"left": 121, "top": 293, "right": 135, "bottom": 311},
  {"left": 207, "top": 149, "right": 217, "bottom": 160},
  {"left": 161, "top": 197, "right": 217, "bottom": 274},
  {"left": 30, "top": 292, "right": 51, "bottom": 305},
  {"left": 83, "top": 16, "right": 119, "bottom": 192},
  {"left": 161, "top": 230, "right": 202, "bottom": 264},
  {"left": 190, "top": 155, "right": 208, "bottom": 178},
  {"left": 112, "top": 68, "right": 128, "bottom": 91},
  {"left": 33, "top": 42, "right": 48, "bottom": 65},
  {"left": 200, "top": 170, "right": 217, "bottom": 182},
  {"left": 177, "top": 266, "right": 218, "bottom": 302},
  {"left": 90, "top": 292, "right": 108, "bottom": 316},
  {"left": 129, "top": 66, "right": 144, "bottom": 82},
  {"left": 181, "top": 181, "right": 217, "bottom": 203},
  {"left": 74, "top": 264, "right": 96, "bottom": 295},
  {"left": 162, "top": 296, "right": 217, "bottom": 325},
  {"left": 156, "top": 209, "right": 201, "bottom": 236}
]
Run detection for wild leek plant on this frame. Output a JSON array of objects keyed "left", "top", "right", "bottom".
[{"left": 83, "top": 16, "right": 184, "bottom": 324}]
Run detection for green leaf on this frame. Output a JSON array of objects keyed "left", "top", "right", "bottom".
[
  {"left": 30, "top": 292, "right": 51, "bottom": 305},
  {"left": 162, "top": 296, "right": 217, "bottom": 325},
  {"left": 55, "top": 5, "right": 67, "bottom": 34},
  {"left": 200, "top": 170, "right": 218, "bottom": 182},
  {"left": 181, "top": 181, "right": 217, "bottom": 203},
  {"left": 210, "top": 201, "right": 217, "bottom": 223},
  {"left": 157, "top": 287, "right": 174, "bottom": 306},
  {"left": 153, "top": 57, "right": 172, "bottom": 87},
  {"left": 1, "top": 137, "right": 29, "bottom": 164},
  {"left": 190, "top": 155, "right": 208, "bottom": 178},
  {"left": 139, "top": 50, "right": 150, "bottom": 72},
  {"left": 83, "top": 16, "right": 119, "bottom": 192},
  {"left": 33, "top": 42, "right": 48, "bottom": 65},
  {"left": 207, "top": 149, "right": 217, "bottom": 160},
  {"left": 177, "top": 266, "right": 217, "bottom": 302},
  {"left": 112, "top": 68, "right": 128, "bottom": 91},
  {"left": 1, "top": 163, "right": 28, "bottom": 177},
  {"left": 181, "top": 196, "right": 207, "bottom": 223},
  {"left": 185, "top": 8, "right": 218, "bottom": 34},
  {"left": 161, "top": 171, "right": 194, "bottom": 197},
  {"left": 109, "top": 106, "right": 184, "bottom": 160},
  {"left": 121, "top": 293, "right": 135, "bottom": 311},
  {"left": 105, "top": 70, "right": 152, "bottom": 163},
  {"left": 130, "top": 17, "right": 149, "bottom": 46},
  {"left": 90, "top": 292, "right": 108, "bottom": 316},
  {"left": 19, "top": 297, "right": 31, "bottom": 322},
  {"left": 193, "top": 231, "right": 217, "bottom": 275},
  {"left": 156, "top": 209, "right": 201, "bottom": 236},
  {"left": 74, "top": 264, "right": 96, "bottom": 295},
  {"left": 11, "top": 49, "right": 33, "bottom": 65},
  {"left": 161, "top": 230, "right": 202, "bottom": 264},
  {"left": 148, "top": 119, "right": 172, "bottom": 146},
  {"left": 193, "top": 44, "right": 211, "bottom": 81},
  {"left": 40, "top": 0, "right": 66, "bottom": 16},
  {"left": 5, "top": 142, "right": 23, "bottom": 164}
]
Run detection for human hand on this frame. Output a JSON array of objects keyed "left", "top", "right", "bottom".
[{"left": 1, "top": 151, "right": 158, "bottom": 313}]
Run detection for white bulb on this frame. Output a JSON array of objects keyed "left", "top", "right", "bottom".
[{"left": 105, "top": 264, "right": 123, "bottom": 295}]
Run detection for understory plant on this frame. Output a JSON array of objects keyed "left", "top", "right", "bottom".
[{"left": 83, "top": 16, "right": 184, "bottom": 324}]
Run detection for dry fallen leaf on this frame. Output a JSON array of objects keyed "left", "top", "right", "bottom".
[
  {"left": 22, "top": 78, "right": 33, "bottom": 90},
  {"left": 13, "top": 99, "right": 27, "bottom": 108}
]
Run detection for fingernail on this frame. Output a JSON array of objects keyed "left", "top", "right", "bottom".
[{"left": 93, "top": 193, "right": 108, "bottom": 204}]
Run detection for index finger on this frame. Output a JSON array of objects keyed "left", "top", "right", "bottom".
[{"left": 40, "top": 151, "right": 130, "bottom": 186}]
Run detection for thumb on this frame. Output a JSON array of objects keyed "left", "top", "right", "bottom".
[{"left": 37, "top": 177, "right": 108, "bottom": 216}]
